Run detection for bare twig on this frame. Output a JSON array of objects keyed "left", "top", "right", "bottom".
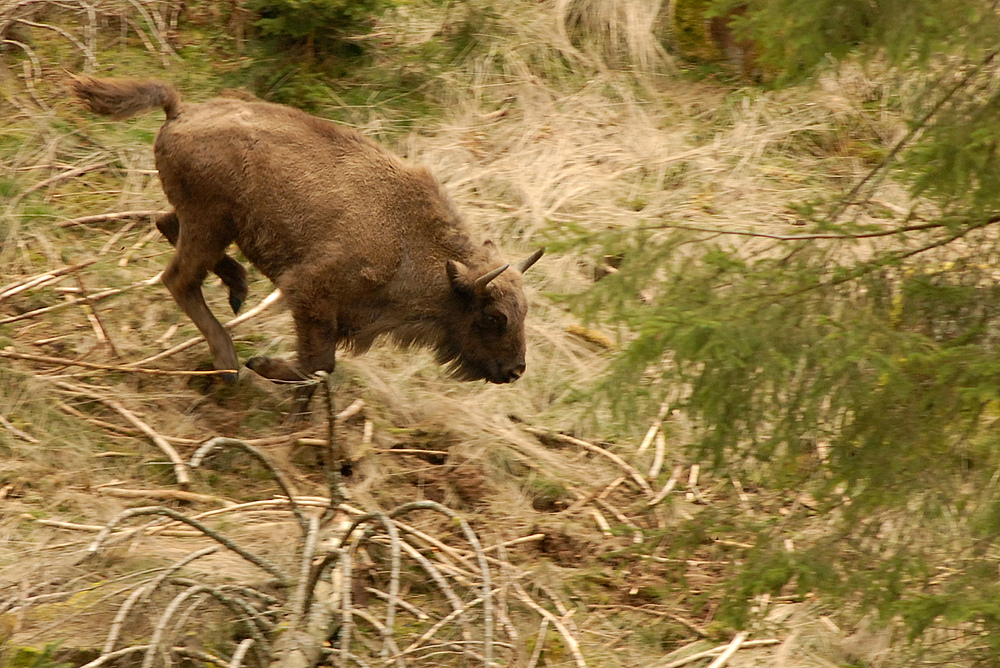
[
  {"left": 165, "top": 580, "right": 274, "bottom": 661},
  {"left": 395, "top": 540, "right": 473, "bottom": 638},
  {"left": 647, "top": 465, "right": 682, "bottom": 506},
  {"left": 0, "top": 273, "right": 160, "bottom": 326},
  {"left": 119, "top": 227, "right": 160, "bottom": 267},
  {"left": 15, "top": 17, "right": 96, "bottom": 68},
  {"left": 594, "top": 498, "right": 642, "bottom": 544},
  {"left": 366, "top": 587, "right": 428, "bottom": 620},
  {"left": 31, "top": 516, "right": 199, "bottom": 537},
  {"left": 16, "top": 161, "right": 110, "bottom": 202},
  {"left": 85, "top": 506, "right": 289, "bottom": 586},
  {"left": 98, "top": 218, "right": 140, "bottom": 255},
  {"left": 705, "top": 632, "right": 747, "bottom": 668},
  {"left": 52, "top": 381, "right": 190, "bottom": 487},
  {"left": 686, "top": 465, "right": 701, "bottom": 503},
  {"left": 124, "top": 0, "right": 181, "bottom": 62},
  {"left": 79, "top": 645, "right": 151, "bottom": 668},
  {"left": 656, "top": 638, "right": 779, "bottom": 668},
  {"left": 101, "top": 584, "right": 152, "bottom": 656},
  {"left": 95, "top": 487, "right": 229, "bottom": 505},
  {"left": 395, "top": 589, "right": 498, "bottom": 663},
  {"left": 172, "top": 647, "right": 233, "bottom": 667},
  {"left": 57, "top": 209, "right": 166, "bottom": 228},
  {"left": 390, "top": 501, "right": 493, "bottom": 666},
  {"left": 523, "top": 426, "right": 653, "bottom": 495},
  {"left": 637, "top": 401, "right": 669, "bottom": 454},
  {"left": 191, "top": 437, "right": 307, "bottom": 534},
  {"left": 322, "top": 372, "right": 344, "bottom": 520},
  {"left": 143, "top": 586, "right": 209, "bottom": 668},
  {"left": 230, "top": 639, "right": 256, "bottom": 668},
  {"left": 0, "top": 413, "right": 38, "bottom": 443},
  {"left": 1, "top": 39, "right": 47, "bottom": 109},
  {"left": 649, "top": 430, "right": 666, "bottom": 479},
  {"left": 74, "top": 273, "right": 121, "bottom": 357},
  {"left": 526, "top": 618, "right": 549, "bottom": 668},
  {"left": 0, "top": 259, "right": 97, "bottom": 301},
  {"left": 288, "top": 516, "right": 321, "bottom": 631},
  {"left": 512, "top": 581, "right": 586, "bottom": 668},
  {"left": 129, "top": 289, "right": 283, "bottom": 367},
  {"left": 484, "top": 533, "right": 545, "bottom": 553},
  {"left": 142, "top": 546, "right": 222, "bottom": 603},
  {"left": 333, "top": 512, "right": 405, "bottom": 668}
]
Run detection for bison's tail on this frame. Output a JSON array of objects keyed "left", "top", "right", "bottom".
[{"left": 71, "top": 74, "right": 180, "bottom": 121}]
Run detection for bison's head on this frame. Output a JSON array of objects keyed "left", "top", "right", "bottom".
[{"left": 439, "top": 244, "right": 544, "bottom": 384}]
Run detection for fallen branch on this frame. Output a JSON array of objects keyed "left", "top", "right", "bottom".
[
  {"left": 14, "top": 17, "right": 96, "bottom": 68},
  {"left": 0, "top": 273, "right": 161, "bottom": 326},
  {"left": 56, "top": 209, "right": 166, "bottom": 228},
  {"left": 525, "top": 618, "right": 549, "bottom": 668},
  {"left": 658, "top": 637, "right": 778, "bottom": 668},
  {"left": 0, "top": 413, "right": 38, "bottom": 443},
  {"left": 229, "top": 639, "right": 256, "bottom": 668},
  {"left": 706, "top": 632, "right": 747, "bottom": 668},
  {"left": 0, "top": 350, "right": 236, "bottom": 376},
  {"left": 647, "top": 465, "right": 683, "bottom": 506},
  {"left": 390, "top": 501, "right": 494, "bottom": 666},
  {"left": 95, "top": 487, "right": 230, "bottom": 505},
  {"left": 649, "top": 430, "right": 666, "bottom": 479},
  {"left": 483, "top": 533, "right": 545, "bottom": 553},
  {"left": 75, "top": 273, "right": 121, "bottom": 357},
  {"left": 191, "top": 437, "right": 308, "bottom": 535},
  {"left": 244, "top": 398, "right": 365, "bottom": 446},
  {"left": 637, "top": 401, "right": 669, "bottom": 454},
  {"left": 85, "top": 506, "right": 289, "bottom": 586},
  {"left": 79, "top": 645, "right": 151, "bottom": 668},
  {"left": 129, "top": 288, "right": 283, "bottom": 367},
  {"left": 52, "top": 381, "right": 190, "bottom": 488},
  {"left": 512, "top": 581, "right": 586, "bottom": 668},
  {"left": 101, "top": 545, "right": 219, "bottom": 655},
  {"left": 522, "top": 426, "right": 652, "bottom": 495},
  {"left": 30, "top": 516, "right": 200, "bottom": 537},
  {"left": 0, "top": 258, "right": 97, "bottom": 301},
  {"left": 15, "top": 160, "right": 110, "bottom": 203}
]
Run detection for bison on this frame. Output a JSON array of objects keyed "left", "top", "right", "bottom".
[{"left": 72, "top": 75, "right": 543, "bottom": 415}]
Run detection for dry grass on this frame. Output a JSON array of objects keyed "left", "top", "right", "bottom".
[{"left": 0, "top": 1, "right": 944, "bottom": 667}]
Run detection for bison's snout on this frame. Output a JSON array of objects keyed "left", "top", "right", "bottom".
[{"left": 497, "top": 362, "right": 526, "bottom": 384}]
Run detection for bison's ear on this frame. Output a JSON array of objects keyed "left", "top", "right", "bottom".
[
  {"left": 483, "top": 239, "right": 502, "bottom": 260},
  {"left": 446, "top": 260, "right": 475, "bottom": 298}
]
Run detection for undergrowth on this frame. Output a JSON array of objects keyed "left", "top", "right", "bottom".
[{"left": 3, "top": 1, "right": 990, "bottom": 667}]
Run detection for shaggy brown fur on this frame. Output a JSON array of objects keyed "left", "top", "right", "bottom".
[{"left": 71, "top": 75, "right": 543, "bottom": 414}]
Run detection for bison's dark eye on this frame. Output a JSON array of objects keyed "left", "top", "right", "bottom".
[{"left": 480, "top": 312, "right": 507, "bottom": 333}]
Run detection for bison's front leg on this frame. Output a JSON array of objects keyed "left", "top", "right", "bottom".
[{"left": 247, "top": 315, "right": 337, "bottom": 419}]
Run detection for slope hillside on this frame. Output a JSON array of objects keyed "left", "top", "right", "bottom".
[{"left": 0, "top": 1, "right": 946, "bottom": 667}]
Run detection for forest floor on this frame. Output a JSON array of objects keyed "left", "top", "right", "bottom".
[{"left": 0, "top": 2, "right": 921, "bottom": 667}]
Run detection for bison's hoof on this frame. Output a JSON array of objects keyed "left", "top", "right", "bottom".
[
  {"left": 245, "top": 356, "right": 266, "bottom": 374},
  {"left": 229, "top": 294, "right": 244, "bottom": 315},
  {"left": 218, "top": 370, "right": 239, "bottom": 384}
]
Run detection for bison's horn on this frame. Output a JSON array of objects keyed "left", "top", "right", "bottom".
[
  {"left": 474, "top": 263, "right": 510, "bottom": 291},
  {"left": 515, "top": 248, "right": 545, "bottom": 273}
]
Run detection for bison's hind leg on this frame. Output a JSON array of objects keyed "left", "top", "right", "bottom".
[
  {"left": 161, "top": 209, "right": 240, "bottom": 381},
  {"left": 215, "top": 257, "right": 249, "bottom": 314},
  {"left": 157, "top": 211, "right": 248, "bottom": 314}
]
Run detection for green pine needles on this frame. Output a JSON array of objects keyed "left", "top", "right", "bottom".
[{"left": 582, "top": 0, "right": 1000, "bottom": 654}]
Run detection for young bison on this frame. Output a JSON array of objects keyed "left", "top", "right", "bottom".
[{"left": 72, "top": 75, "right": 543, "bottom": 414}]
